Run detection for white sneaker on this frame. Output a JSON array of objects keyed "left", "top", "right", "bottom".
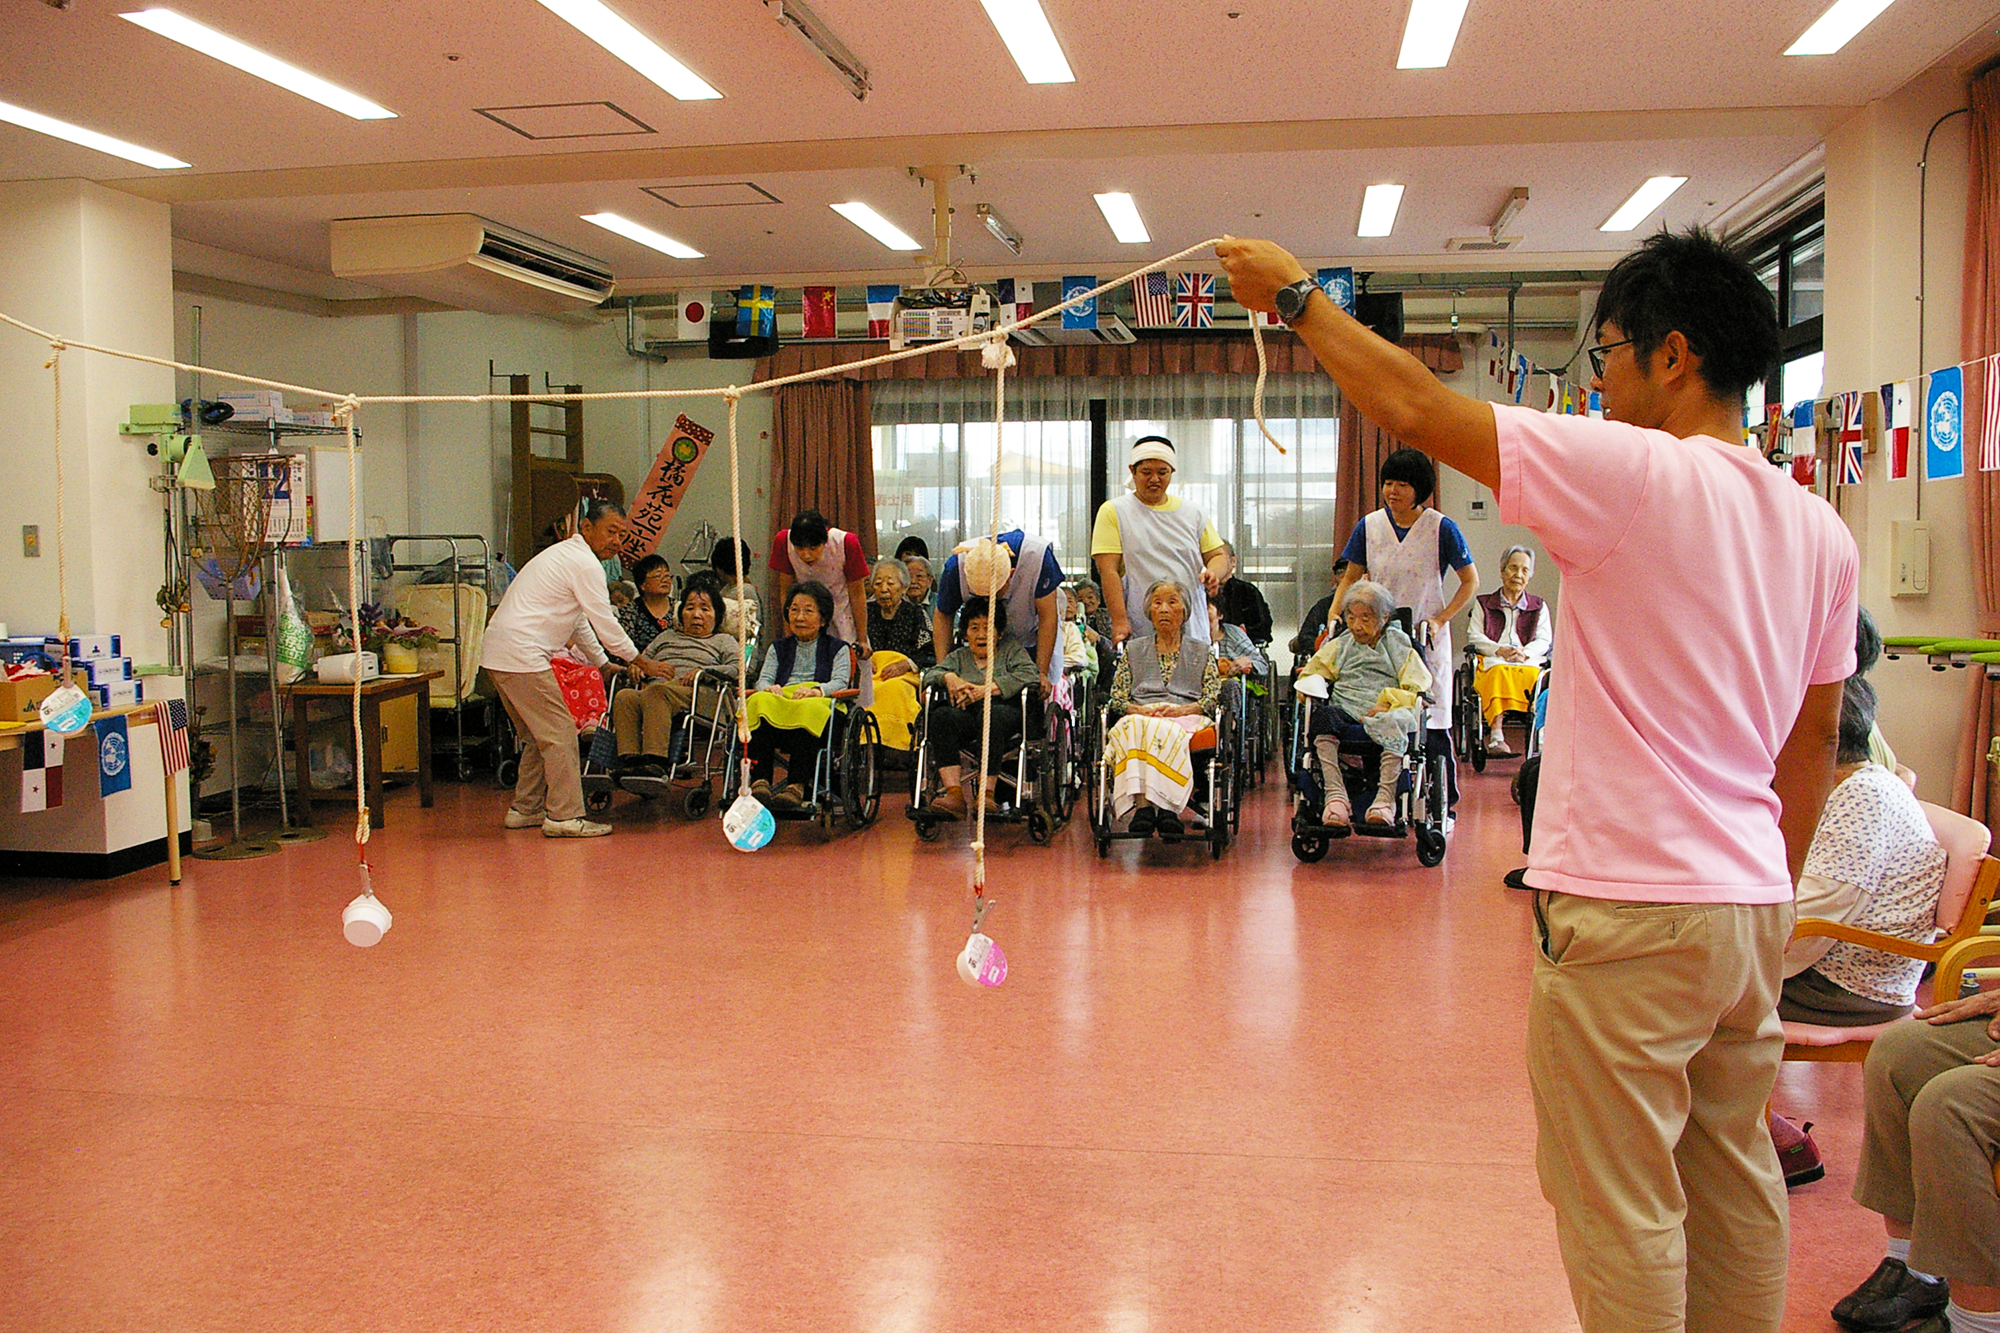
[
  {"left": 542, "top": 817, "right": 612, "bottom": 838},
  {"left": 1486, "top": 728, "right": 1511, "bottom": 755},
  {"left": 504, "top": 809, "right": 543, "bottom": 829}
]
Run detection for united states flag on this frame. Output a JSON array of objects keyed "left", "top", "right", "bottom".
[
  {"left": 152, "top": 698, "right": 189, "bottom": 776},
  {"left": 1130, "top": 272, "right": 1175, "bottom": 328},
  {"left": 1982, "top": 353, "right": 2000, "bottom": 473},
  {"left": 1173, "top": 273, "right": 1215, "bottom": 328}
]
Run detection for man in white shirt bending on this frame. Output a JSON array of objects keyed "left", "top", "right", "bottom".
[{"left": 481, "top": 500, "right": 670, "bottom": 837}]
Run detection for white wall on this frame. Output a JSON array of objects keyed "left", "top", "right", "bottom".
[{"left": 1823, "top": 66, "right": 1975, "bottom": 800}]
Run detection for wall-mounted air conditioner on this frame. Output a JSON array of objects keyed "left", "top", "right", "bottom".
[
  {"left": 330, "top": 214, "right": 615, "bottom": 319},
  {"left": 1009, "top": 313, "right": 1136, "bottom": 347}
]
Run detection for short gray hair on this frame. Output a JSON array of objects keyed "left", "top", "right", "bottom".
[
  {"left": 1499, "top": 544, "right": 1536, "bottom": 570},
  {"left": 1142, "top": 579, "right": 1192, "bottom": 619},
  {"left": 1342, "top": 580, "right": 1396, "bottom": 622},
  {"left": 871, "top": 557, "right": 909, "bottom": 589}
]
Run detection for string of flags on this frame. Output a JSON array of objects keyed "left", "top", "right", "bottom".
[{"left": 1755, "top": 352, "right": 2000, "bottom": 489}]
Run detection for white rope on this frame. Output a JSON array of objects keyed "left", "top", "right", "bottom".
[
  {"left": 969, "top": 338, "right": 1015, "bottom": 893},
  {"left": 1, "top": 310, "right": 347, "bottom": 402},
  {"left": 46, "top": 341, "right": 73, "bottom": 687},
  {"left": 723, "top": 390, "right": 751, "bottom": 765},
  {"left": 1248, "top": 312, "right": 1289, "bottom": 457},
  {"left": 337, "top": 396, "right": 369, "bottom": 849}
]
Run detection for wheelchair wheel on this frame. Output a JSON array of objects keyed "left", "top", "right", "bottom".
[
  {"left": 682, "top": 785, "right": 712, "bottom": 819},
  {"left": 496, "top": 755, "right": 519, "bottom": 788},
  {"left": 585, "top": 786, "right": 613, "bottom": 816},
  {"left": 915, "top": 816, "right": 941, "bottom": 842},
  {"left": 843, "top": 712, "right": 882, "bottom": 829},
  {"left": 1291, "top": 832, "right": 1328, "bottom": 862},
  {"left": 1027, "top": 810, "right": 1054, "bottom": 845},
  {"left": 1096, "top": 835, "right": 1111, "bottom": 858},
  {"left": 1469, "top": 731, "right": 1487, "bottom": 773},
  {"left": 1416, "top": 826, "right": 1447, "bottom": 867}
]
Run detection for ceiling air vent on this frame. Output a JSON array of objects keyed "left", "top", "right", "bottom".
[
  {"left": 331, "top": 214, "right": 615, "bottom": 319},
  {"left": 1446, "top": 235, "right": 1521, "bottom": 253},
  {"left": 1010, "top": 313, "right": 1136, "bottom": 347}
]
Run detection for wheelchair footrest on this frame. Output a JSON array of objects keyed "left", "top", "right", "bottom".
[{"left": 1348, "top": 820, "right": 1408, "bottom": 839}]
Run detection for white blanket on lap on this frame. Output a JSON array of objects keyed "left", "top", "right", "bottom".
[{"left": 1105, "top": 713, "right": 1201, "bottom": 817}]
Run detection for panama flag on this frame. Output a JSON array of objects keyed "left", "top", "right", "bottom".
[
  {"left": 1982, "top": 353, "right": 2000, "bottom": 472},
  {"left": 996, "top": 277, "right": 1034, "bottom": 324},
  {"left": 1926, "top": 365, "right": 1966, "bottom": 481},
  {"left": 1881, "top": 380, "right": 1914, "bottom": 479},
  {"left": 801, "top": 286, "right": 837, "bottom": 339},
  {"left": 1838, "top": 391, "right": 1866, "bottom": 485},
  {"left": 865, "top": 284, "right": 899, "bottom": 339},
  {"left": 19, "top": 731, "right": 62, "bottom": 812}
]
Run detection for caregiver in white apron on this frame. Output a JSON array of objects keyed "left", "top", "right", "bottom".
[{"left": 1089, "top": 436, "right": 1231, "bottom": 648}]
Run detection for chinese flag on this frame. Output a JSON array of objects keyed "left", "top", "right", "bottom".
[{"left": 802, "top": 286, "right": 837, "bottom": 339}]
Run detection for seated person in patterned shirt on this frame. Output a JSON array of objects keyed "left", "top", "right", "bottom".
[
  {"left": 865, "top": 558, "right": 933, "bottom": 677},
  {"left": 1781, "top": 670, "right": 1947, "bottom": 1027},
  {"left": 1208, "top": 600, "right": 1270, "bottom": 681},
  {"left": 921, "top": 596, "right": 1038, "bottom": 820}
]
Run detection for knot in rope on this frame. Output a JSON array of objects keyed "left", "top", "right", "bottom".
[
  {"left": 979, "top": 335, "right": 1016, "bottom": 371},
  {"left": 334, "top": 394, "right": 360, "bottom": 422},
  {"left": 722, "top": 385, "right": 742, "bottom": 405}
]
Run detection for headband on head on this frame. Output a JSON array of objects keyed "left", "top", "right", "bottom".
[
  {"left": 1129, "top": 436, "right": 1176, "bottom": 469},
  {"left": 953, "top": 537, "right": 1014, "bottom": 597}
]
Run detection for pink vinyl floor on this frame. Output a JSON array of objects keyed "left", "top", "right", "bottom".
[{"left": 0, "top": 759, "right": 1881, "bottom": 1331}]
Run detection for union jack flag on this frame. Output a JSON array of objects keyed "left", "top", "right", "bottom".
[
  {"left": 1130, "top": 272, "right": 1175, "bottom": 328},
  {"left": 1839, "top": 390, "right": 1866, "bottom": 485},
  {"left": 1173, "top": 272, "right": 1215, "bottom": 328}
]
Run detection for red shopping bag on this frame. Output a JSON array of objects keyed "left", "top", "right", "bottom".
[{"left": 548, "top": 656, "right": 609, "bottom": 733}]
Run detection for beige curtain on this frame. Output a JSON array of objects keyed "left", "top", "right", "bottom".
[
  {"left": 1334, "top": 404, "right": 1405, "bottom": 546},
  {"left": 770, "top": 379, "right": 877, "bottom": 560},
  {"left": 755, "top": 333, "right": 1462, "bottom": 384},
  {"left": 1953, "top": 61, "right": 2000, "bottom": 824}
]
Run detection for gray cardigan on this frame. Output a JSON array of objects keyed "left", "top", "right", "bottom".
[{"left": 924, "top": 638, "right": 1038, "bottom": 701}]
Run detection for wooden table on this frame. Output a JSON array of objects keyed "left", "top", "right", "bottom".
[{"left": 288, "top": 672, "right": 441, "bottom": 830}]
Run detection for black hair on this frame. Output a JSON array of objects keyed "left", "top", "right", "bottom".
[
  {"left": 1591, "top": 227, "right": 1781, "bottom": 402},
  {"left": 710, "top": 537, "right": 752, "bottom": 576},
  {"left": 894, "top": 536, "right": 930, "bottom": 561},
  {"left": 1379, "top": 448, "right": 1436, "bottom": 506},
  {"left": 1332, "top": 557, "right": 1350, "bottom": 578},
  {"left": 789, "top": 509, "right": 831, "bottom": 549},
  {"left": 1855, "top": 606, "right": 1882, "bottom": 676},
  {"left": 783, "top": 579, "right": 836, "bottom": 628},
  {"left": 1838, "top": 674, "right": 1878, "bottom": 766},
  {"left": 630, "top": 553, "right": 671, "bottom": 586},
  {"left": 677, "top": 573, "right": 726, "bottom": 631},
  {"left": 582, "top": 497, "right": 627, "bottom": 523},
  {"left": 956, "top": 594, "right": 1007, "bottom": 641}
]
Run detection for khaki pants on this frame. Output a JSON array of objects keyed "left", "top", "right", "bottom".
[
  {"left": 1529, "top": 891, "right": 1794, "bottom": 1333},
  {"left": 1855, "top": 1012, "right": 2000, "bottom": 1287},
  {"left": 491, "top": 668, "right": 584, "bottom": 822},
  {"left": 613, "top": 678, "right": 697, "bottom": 758}
]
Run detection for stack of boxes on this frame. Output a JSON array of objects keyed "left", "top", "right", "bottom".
[{"left": 63, "top": 636, "right": 142, "bottom": 708}]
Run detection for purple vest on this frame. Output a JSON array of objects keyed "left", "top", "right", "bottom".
[{"left": 1479, "top": 592, "right": 1544, "bottom": 649}]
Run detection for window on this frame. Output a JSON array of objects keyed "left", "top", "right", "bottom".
[{"left": 1740, "top": 203, "right": 1824, "bottom": 414}]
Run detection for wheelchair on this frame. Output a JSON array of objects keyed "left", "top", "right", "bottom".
[
  {"left": 1452, "top": 647, "right": 1546, "bottom": 774},
  {"left": 906, "top": 672, "right": 1077, "bottom": 845},
  {"left": 1087, "top": 656, "right": 1239, "bottom": 861},
  {"left": 580, "top": 667, "right": 739, "bottom": 820},
  {"left": 1287, "top": 616, "right": 1450, "bottom": 867},
  {"left": 722, "top": 675, "right": 883, "bottom": 833}
]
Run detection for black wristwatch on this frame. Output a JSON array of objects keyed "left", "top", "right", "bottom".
[{"left": 1273, "top": 277, "right": 1321, "bottom": 326}]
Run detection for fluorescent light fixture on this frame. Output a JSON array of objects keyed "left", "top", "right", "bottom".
[
  {"left": 978, "top": 0, "right": 1075, "bottom": 83},
  {"left": 1785, "top": 0, "right": 1898, "bottom": 55},
  {"left": 581, "top": 212, "right": 703, "bottom": 259},
  {"left": 1093, "top": 192, "right": 1150, "bottom": 244},
  {"left": 1599, "top": 175, "right": 1688, "bottom": 232},
  {"left": 119, "top": 9, "right": 396, "bottom": 119},
  {"left": 0, "top": 98, "right": 188, "bottom": 168},
  {"left": 1357, "top": 183, "right": 1405, "bottom": 237},
  {"left": 1396, "top": 0, "right": 1471, "bottom": 68},
  {"left": 830, "top": 201, "right": 922, "bottom": 251},
  {"left": 533, "top": 0, "right": 722, "bottom": 100}
]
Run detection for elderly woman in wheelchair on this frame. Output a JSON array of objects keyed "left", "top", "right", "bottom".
[
  {"left": 1101, "top": 579, "right": 1223, "bottom": 841},
  {"left": 1296, "top": 580, "right": 1432, "bottom": 827}
]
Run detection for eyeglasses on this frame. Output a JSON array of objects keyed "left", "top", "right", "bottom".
[{"left": 1586, "top": 338, "right": 1634, "bottom": 377}]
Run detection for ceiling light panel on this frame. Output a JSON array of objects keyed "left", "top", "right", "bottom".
[
  {"left": 0, "top": 98, "right": 188, "bottom": 168},
  {"left": 978, "top": 0, "right": 1075, "bottom": 83},
  {"left": 581, "top": 212, "right": 703, "bottom": 259},
  {"left": 1600, "top": 175, "right": 1687, "bottom": 232},
  {"left": 118, "top": 9, "right": 396, "bottom": 119},
  {"left": 831, "top": 202, "right": 922, "bottom": 251},
  {"left": 1357, "top": 183, "right": 1405, "bottom": 238},
  {"left": 1093, "top": 192, "right": 1150, "bottom": 244},
  {"left": 1396, "top": 0, "right": 1471, "bottom": 69},
  {"left": 534, "top": 0, "right": 722, "bottom": 100},
  {"left": 1785, "top": 0, "right": 1899, "bottom": 55}
]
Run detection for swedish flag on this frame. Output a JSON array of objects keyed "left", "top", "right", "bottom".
[{"left": 736, "top": 284, "right": 775, "bottom": 338}]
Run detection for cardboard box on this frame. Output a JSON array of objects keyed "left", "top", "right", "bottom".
[
  {"left": 83, "top": 658, "right": 131, "bottom": 685},
  {"left": 0, "top": 674, "right": 57, "bottom": 723},
  {"left": 91, "top": 679, "right": 142, "bottom": 708}
]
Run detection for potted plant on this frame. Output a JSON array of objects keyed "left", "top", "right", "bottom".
[{"left": 378, "top": 620, "right": 438, "bottom": 674}]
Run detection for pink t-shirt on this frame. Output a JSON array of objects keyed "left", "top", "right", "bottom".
[{"left": 1495, "top": 405, "right": 1859, "bottom": 904}]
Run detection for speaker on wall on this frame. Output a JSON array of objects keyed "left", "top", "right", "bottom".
[
  {"left": 1355, "top": 291, "right": 1404, "bottom": 344},
  {"left": 709, "top": 320, "right": 779, "bottom": 360}
]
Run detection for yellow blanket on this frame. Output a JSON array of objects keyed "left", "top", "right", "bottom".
[
  {"left": 867, "top": 650, "right": 921, "bottom": 751},
  {"left": 743, "top": 684, "right": 836, "bottom": 737}
]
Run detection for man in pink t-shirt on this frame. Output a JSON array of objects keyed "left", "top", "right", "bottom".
[{"left": 1222, "top": 230, "right": 1856, "bottom": 1333}]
